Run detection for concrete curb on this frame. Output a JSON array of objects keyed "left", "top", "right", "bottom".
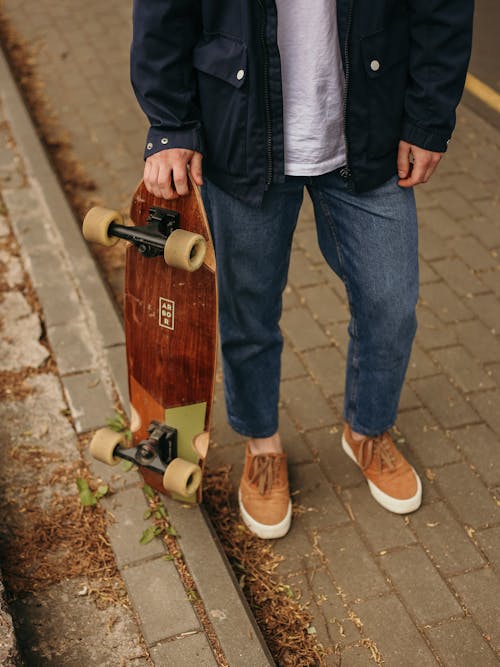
[{"left": 0, "top": 45, "right": 274, "bottom": 667}]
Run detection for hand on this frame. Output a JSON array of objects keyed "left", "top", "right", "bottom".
[
  {"left": 397, "top": 141, "right": 443, "bottom": 188},
  {"left": 144, "top": 148, "right": 203, "bottom": 199}
]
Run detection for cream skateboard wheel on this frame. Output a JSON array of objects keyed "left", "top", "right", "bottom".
[
  {"left": 82, "top": 206, "right": 121, "bottom": 246},
  {"left": 89, "top": 427, "right": 124, "bottom": 465},
  {"left": 164, "top": 229, "right": 206, "bottom": 271},
  {"left": 163, "top": 458, "right": 202, "bottom": 496}
]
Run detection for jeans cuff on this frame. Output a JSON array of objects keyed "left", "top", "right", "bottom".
[{"left": 227, "top": 413, "right": 278, "bottom": 439}]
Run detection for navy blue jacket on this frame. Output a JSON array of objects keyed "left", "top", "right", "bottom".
[{"left": 131, "top": 0, "right": 473, "bottom": 206}]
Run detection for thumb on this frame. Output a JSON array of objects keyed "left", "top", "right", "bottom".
[
  {"left": 190, "top": 152, "right": 204, "bottom": 186},
  {"left": 397, "top": 141, "right": 411, "bottom": 179}
]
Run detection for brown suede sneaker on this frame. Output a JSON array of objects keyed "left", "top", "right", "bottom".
[
  {"left": 342, "top": 424, "right": 422, "bottom": 514},
  {"left": 238, "top": 445, "right": 292, "bottom": 539}
]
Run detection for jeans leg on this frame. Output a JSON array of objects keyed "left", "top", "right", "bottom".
[
  {"left": 308, "top": 173, "right": 419, "bottom": 435},
  {"left": 202, "top": 178, "right": 304, "bottom": 437}
]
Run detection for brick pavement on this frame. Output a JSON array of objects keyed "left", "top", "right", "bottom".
[{"left": 1, "top": 1, "right": 500, "bottom": 664}]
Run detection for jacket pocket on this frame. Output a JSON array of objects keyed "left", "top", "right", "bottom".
[
  {"left": 361, "top": 16, "right": 410, "bottom": 158},
  {"left": 193, "top": 34, "right": 248, "bottom": 176}
]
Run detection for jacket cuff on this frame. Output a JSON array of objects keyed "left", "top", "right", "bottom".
[
  {"left": 400, "top": 121, "right": 451, "bottom": 153},
  {"left": 144, "top": 127, "right": 205, "bottom": 160}
]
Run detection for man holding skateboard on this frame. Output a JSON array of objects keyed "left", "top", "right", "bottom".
[{"left": 131, "top": 0, "right": 473, "bottom": 538}]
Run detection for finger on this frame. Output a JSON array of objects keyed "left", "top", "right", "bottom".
[
  {"left": 399, "top": 153, "right": 429, "bottom": 187},
  {"left": 422, "top": 154, "right": 442, "bottom": 183},
  {"left": 190, "top": 152, "right": 204, "bottom": 186},
  {"left": 172, "top": 161, "right": 189, "bottom": 196},
  {"left": 157, "top": 162, "right": 176, "bottom": 200},
  {"left": 147, "top": 162, "right": 163, "bottom": 199},
  {"left": 143, "top": 160, "right": 154, "bottom": 194},
  {"left": 397, "top": 141, "right": 411, "bottom": 180}
]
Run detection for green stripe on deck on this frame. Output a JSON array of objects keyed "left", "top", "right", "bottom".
[{"left": 165, "top": 402, "right": 206, "bottom": 502}]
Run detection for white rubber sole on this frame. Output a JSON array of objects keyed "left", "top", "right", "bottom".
[
  {"left": 342, "top": 435, "right": 422, "bottom": 514},
  {"left": 238, "top": 489, "right": 292, "bottom": 539}
]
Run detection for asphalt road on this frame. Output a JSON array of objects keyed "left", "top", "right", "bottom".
[{"left": 464, "top": 0, "right": 499, "bottom": 128}]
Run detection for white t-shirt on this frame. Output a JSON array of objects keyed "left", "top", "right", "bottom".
[{"left": 275, "top": 0, "right": 347, "bottom": 176}]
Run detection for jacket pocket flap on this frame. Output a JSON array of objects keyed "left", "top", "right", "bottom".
[
  {"left": 361, "top": 19, "right": 410, "bottom": 78},
  {"left": 193, "top": 34, "right": 247, "bottom": 88}
]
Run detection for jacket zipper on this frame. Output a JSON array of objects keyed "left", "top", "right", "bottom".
[
  {"left": 340, "top": 0, "right": 354, "bottom": 182},
  {"left": 257, "top": 0, "right": 273, "bottom": 184}
]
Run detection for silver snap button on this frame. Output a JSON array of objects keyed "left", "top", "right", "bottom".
[
  {"left": 236, "top": 69, "right": 245, "bottom": 81},
  {"left": 370, "top": 59, "right": 380, "bottom": 72},
  {"left": 146, "top": 142, "right": 153, "bottom": 150},
  {"left": 161, "top": 137, "right": 169, "bottom": 145}
]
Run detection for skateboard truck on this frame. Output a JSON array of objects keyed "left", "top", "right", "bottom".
[
  {"left": 89, "top": 420, "right": 202, "bottom": 497},
  {"left": 83, "top": 205, "right": 207, "bottom": 271}
]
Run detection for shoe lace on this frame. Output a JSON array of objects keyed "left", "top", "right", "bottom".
[
  {"left": 357, "top": 433, "right": 397, "bottom": 473},
  {"left": 249, "top": 455, "right": 278, "bottom": 495}
]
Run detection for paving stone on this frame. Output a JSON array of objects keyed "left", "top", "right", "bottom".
[
  {"left": 451, "top": 567, "right": 500, "bottom": 650},
  {"left": 282, "top": 284, "right": 299, "bottom": 310},
  {"left": 419, "top": 282, "right": 473, "bottom": 323},
  {"left": 274, "top": 524, "right": 317, "bottom": 576},
  {"left": 434, "top": 462, "right": 499, "bottom": 528},
  {"left": 451, "top": 424, "right": 500, "bottom": 486},
  {"left": 415, "top": 306, "right": 459, "bottom": 350},
  {"left": 380, "top": 545, "right": 462, "bottom": 623},
  {"left": 475, "top": 525, "right": 500, "bottom": 570},
  {"left": 448, "top": 236, "right": 497, "bottom": 271},
  {"left": 396, "top": 408, "right": 461, "bottom": 467},
  {"left": 409, "top": 501, "right": 485, "bottom": 575},
  {"left": 419, "top": 259, "right": 440, "bottom": 284},
  {"left": 288, "top": 249, "right": 323, "bottom": 288},
  {"left": 352, "top": 594, "right": 436, "bottom": 666},
  {"left": 149, "top": 633, "right": 218, "bottom": 666},
  {"left": 281, "top": 307, "right": 330, "bottom": 351},
  {"left": 281, "top": 377, "right": 338, "bottom": 431},
  {"left": 480, "top": 269, "right": 500, "bottom": 296},
  {"left": 341, "top": 485, "right": 415, "bottom": 552},
  {"left": 328, "top": 322, "right": 350, "bottom": 357},
  {"left": 454, "top": 319, "right": 500, "bottom": 364},
  {"left": 122, "top": 557, "right": 200, "bottom": 646},
  {"left": 289, "top": 462, "right": 349, "bottom": 532},
  {"left": 105, "top": 343, "right": 129, "bottom": 407},
  {"left": 406, "top": 345, "right": 439, "bottom": 380},
  {"left": 47, "top": 319, "right": 96, "bottom": 375},
  {"left": 486, "top": 361, "right": 500, "bottom": 386},
  {"left": 102, "top": 487, "right": 166, "bottom": 567},
  {"left": 163, "top": 502, "right": 274, "bottom": 666},
  {"left": 318, "top": 525, "right": 388, "bottom": 601},
  {"left": 467, "top": 294, "right": 500, "bottom": 332},
  {"left": 301, "top": 283, "right": 350, "bottom": 327},
  {"left": 430, "top": 346, "right": 495, "bottom": 393},
  {"left": 470, "top": 215, "right": 500, "bottom": 249},
  {"left": 294, "top": 227, "right": 325, "bottom": 265},
  {"left": 419, "top": 207, "right": 466, "bottom": 240},
  {"left": 305, "top": 425, "right": 364, "bottom": 490},
  {"left": 398, "top": 383, "right": 422, "bottom": 411},
  {"left": 434, "top": 189, "right": 479, "bottom": 220},
  {"left": 411, "top": 375, "right": 478, "bottom": 429},
  {"left": 431, "top": 257, "right": 487, "bottom": 296},
  {"left": 62, "top": 370, "right": 114, "bottom": 433},
  {"left": 419, "top": 226, "right": 449, "bottom": 261},
  {"left": 0, "top": 291, "right": 48, "bottom": 370},
  {"left": 279, "top": 409, "right": 314, "bottom": 464},
  {"left": 469, "top": 390, "right": 500, "bottom": 435},
  {"left": 425, "top": 618, "right": 498, "bottom": 667},
  {"left": 304, "top": 567, "right": 361, "bottom": 646},
  {"left": 281, "top": 344, "right": 307, "bottom": 380},
  {"left": 302, "top": 346, "right": 346, "bottom": 396},
  {"left": 339, "top": 645, "right": 376, "bottom": 666}
]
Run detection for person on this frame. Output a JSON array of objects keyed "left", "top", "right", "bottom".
[{"left": 131, "top": 0, "right": 473, "bottom": 539}]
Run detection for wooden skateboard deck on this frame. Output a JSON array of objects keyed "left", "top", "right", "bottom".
[{"left": 83, "top": 175, "right": 217, "bottom": 503}]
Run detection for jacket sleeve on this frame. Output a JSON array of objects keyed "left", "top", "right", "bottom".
[
  {"left": 131, "top": 0, "right": 203, "bottom": 160},
  {"left": 401, "top": 0, "right": 474, "bottom": 152}
]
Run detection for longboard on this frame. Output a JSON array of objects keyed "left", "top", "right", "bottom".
[{"left": 83, "top": 174, "right": 217, "bottom": 502}]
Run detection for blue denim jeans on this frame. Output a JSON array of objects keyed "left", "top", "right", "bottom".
[{"left": 202, "top": 170, "right": 418, "bottom": 438}]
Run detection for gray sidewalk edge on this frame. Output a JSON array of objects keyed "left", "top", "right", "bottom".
[{"left": 0, "top": 46, "right": 274, "bottom": 667}]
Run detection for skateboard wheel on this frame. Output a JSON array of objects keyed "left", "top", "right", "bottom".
[
  {"left": 82, "top": 206, "right": 121, "bottom": 247},
  {"left": 164, "top": 229, "right": 206, "bottom": 272},
  {"left": 163, "top": 458, "right": 202, "bottom": 497},
  {"left": 89, "top": 427, "right": 124, "bottom": 465}
]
